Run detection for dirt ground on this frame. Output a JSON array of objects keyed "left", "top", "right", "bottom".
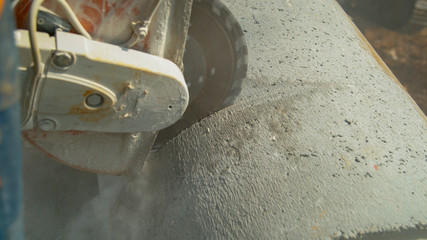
[{"left": 341, "top": 3, "right": 427, "bottom": 114}]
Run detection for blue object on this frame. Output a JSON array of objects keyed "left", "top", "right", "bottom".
[{"left": 0, "top": 1, "right": 24, "bottom": 239}]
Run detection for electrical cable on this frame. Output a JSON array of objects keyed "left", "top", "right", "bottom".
[
  {"left": 23, "top": 0, "right": 91, "bottom": 126},
  {"left": 121, "top": 0, "right": 162, "bottom": 48}
]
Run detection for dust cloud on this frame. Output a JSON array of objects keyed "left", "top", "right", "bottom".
[{"left": 65, "top": 162, "right": 156, "bottom": 240}]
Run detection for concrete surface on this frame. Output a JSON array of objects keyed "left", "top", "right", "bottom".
[{"left": 23, "top": 0, "right": 427, "bottom": 239}]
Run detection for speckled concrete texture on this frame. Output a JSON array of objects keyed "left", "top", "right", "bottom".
[
  {"left": 22, "top": 0, "right": 427, "bottom": 239},
  {"left": 132, "top": 0, "right": 427, "bottom": 239}
]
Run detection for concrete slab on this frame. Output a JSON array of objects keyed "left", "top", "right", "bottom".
[{"left": 22, "top": 0, "right": 427, "bottom": 239}]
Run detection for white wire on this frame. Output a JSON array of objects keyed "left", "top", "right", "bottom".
[
  {"left": 148, "top": 0, "right": 162, "bottom": 22},
  {"left": 121, "top": 0, "right": 162, "bottom": 48},
  {"left": 55, "top": 0, "right": 91, "bottom": 39},
  {"left": 29, "top": 0, "right": 91, "bottom": 68},
  {"left": 24, "top": 0, "right": 91, "bottom": 125},
  {"left": 23, "top": 0, "right": 46, "bottom": 125}
]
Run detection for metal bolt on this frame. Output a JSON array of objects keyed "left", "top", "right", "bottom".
[
  {"left": 37, "top": 17, "right": 45, "bottom": 25},
  {"left": 52, "top": 52, "right": 74, "bottom": 70},
  {"left": 85, "top": 94, "right": 104, "bottom": 108},
  {"left": 38, "top": 118, "right": 57, "bottom": 131}
]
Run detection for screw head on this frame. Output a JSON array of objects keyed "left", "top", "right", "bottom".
[
  {"left": 52, "top": 52, "right": 75, "bottom": 70},
  {"left": 37, "top": 17, "right": 45, "bottom": 25},
  {"left": 38, "top": 118, "right": 57, "bottom": 131},
  {"left": 85, "top": 94, "right": 104, "bottom": 108}
]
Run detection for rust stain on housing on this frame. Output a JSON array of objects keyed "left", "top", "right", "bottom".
[
  {"left": 68, "top": 103, "right": 111, "bottom": 123},
  {"left": 83, "top": 90, "right": 95, "bottom": 97}
]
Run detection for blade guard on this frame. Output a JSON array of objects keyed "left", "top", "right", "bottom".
[{"left": 16, "top": 30, "right": 189, "bottom": 133}]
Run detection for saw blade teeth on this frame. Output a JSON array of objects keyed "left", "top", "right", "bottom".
[
  {"left": 212, "top": 1, "right": 222, "bottom": 16},
  {"left": 155, "top": 0, "right": 248, "bottom": 144},
  {"left": 225, "top": 15, "right": 234, "bottom": 31},
  {"left": 235, "top": 36, "right": 246, "bottom": 52},
  {"left": 236, "top": 54, "right": 247, "bottom": 71}
]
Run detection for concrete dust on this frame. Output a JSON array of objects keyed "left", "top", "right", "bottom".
[
  {"left": 65, "top": 164, "right": 155, "bottom": 240},
  {"left": 65, "top": 178, "right": 122, "bottom": 240}
]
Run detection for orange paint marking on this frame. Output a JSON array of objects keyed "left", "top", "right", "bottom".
[
  {"left": 373, "top": 164, "right": 378, "bottom": 171},
  {"left": 82, "top": 5, "right": 102, "bottom": 25},
  {"left": 79, "top": 18, "right": 94, "bottom": 33}
]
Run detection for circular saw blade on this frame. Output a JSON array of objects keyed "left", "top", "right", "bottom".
[{"left": 154, "top": 0, "right": 248, "bottom": 145}]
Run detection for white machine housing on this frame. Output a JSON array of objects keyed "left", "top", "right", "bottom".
[{"left": 15, "top": 29, "right": 189, "bottom": 133}]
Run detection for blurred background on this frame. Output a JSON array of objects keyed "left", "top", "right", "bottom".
[{"left": 339, "top": 0, "right": 427, "bottom": 114}]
